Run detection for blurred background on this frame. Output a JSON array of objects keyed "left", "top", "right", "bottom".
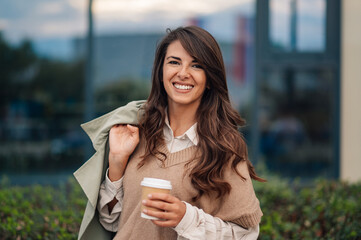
[
  {"left": 0, "top": 0, "right": 360, "bottom": 184},
  {"left": 1, "top": 1, "right": 361, "bottom": 239}
]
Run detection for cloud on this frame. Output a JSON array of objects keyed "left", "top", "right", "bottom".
[
  {"left": 94, "top": 0, "right": 253, "bottom": 19},
  {"left": 93, "top": 0, "right": 253, "bottom": 39},
  {"left": 1, "top": 0, "right": 85, "bottom": 42},
  {"left": 0, "top": 0, "right": 253, "bottom": 43},
  {"left": 0, "top": 19, "right": 9, "bottom": 30},
  {"left": 94, "top": 0, "right": 215, "bottom": 16},
  {"left": 66, "top": 0, "right": 85, "bottom": 11},
  {"left": 36, "top": 2, "right": 65, "bottom": 15}
]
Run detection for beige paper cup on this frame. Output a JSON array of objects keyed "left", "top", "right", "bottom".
[{"left": 140, "top": 177, "right": 172, "bottom": 220}]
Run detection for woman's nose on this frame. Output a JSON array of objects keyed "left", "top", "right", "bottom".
[{"left": 177, "top": 66, "right": 190, "bottom": 79}]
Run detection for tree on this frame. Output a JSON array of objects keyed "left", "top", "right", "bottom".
[
  {"left": 0, "top": 33, "right": 37, "bottom": 117},
  {"left": 95, "top": 79, "right": 150, "bottom": 114}
]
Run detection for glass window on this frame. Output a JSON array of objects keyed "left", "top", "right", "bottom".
[
  {"left": 270, "top": 0, "right": 326, "bottom": 52},
  {"left": 258, "top": 68, "right": 336, "bottom": 178}
]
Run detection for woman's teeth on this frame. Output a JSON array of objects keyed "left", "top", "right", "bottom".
[{"left": 174, "top": 83, "right": 193, "bottom": 90}]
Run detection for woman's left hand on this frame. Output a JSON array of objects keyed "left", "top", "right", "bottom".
[{"left": 142, "top": 193, "right": 186, "bottom": 227}]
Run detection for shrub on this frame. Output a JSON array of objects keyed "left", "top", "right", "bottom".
[
  {"left": 254, "top": 175, "right": 361, "bottom": 239},
  {"left": 0, "top": 177, "right": 86, "bottom": 240},
  {"left": 0, "top": 174, "right": 360, "bottom": 239}
]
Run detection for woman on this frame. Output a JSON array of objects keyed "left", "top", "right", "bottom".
[{"left": 76, "top": 26, "right": 264, "bottom": 240}]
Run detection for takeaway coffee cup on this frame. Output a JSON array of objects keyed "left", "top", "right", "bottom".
[{"left": 140, "top": 177, "right": 172, "bottom": 220}]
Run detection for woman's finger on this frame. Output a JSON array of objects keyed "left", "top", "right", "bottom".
[
  {"left": 126, "top": 124, "right": 139, "bottom": 133},
  {"left": 143, "top": 208, "right": 173, "bottom": 219},
  {"left": 143, "top": 199, "right": 172, "bottom": 212},
  {"left": 143, "top": 209, "right": 178, "bottom": 227},
  {"left": 142, "top": 194, "right": 186, "bottom": 227},
  {"left": 147, "top": 193, "right": 176, "bottom": 203}
]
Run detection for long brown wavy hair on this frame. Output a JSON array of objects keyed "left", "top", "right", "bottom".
[{"left": 139, "top": 26, "right": 265, "bottom": 201}]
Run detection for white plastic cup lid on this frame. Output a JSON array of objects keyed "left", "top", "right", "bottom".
[{"left": 140, "top": 177, "right": 172, "bottom": 189}]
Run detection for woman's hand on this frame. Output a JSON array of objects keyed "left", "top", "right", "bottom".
[
  {"left": 142, "top": 193, "right": 186, "bottom": 227},
  {"left": 108, "top": 124, "right": 139, "bottom": 181}
]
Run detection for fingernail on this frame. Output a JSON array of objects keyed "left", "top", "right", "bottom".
[
  {"left": 148, "top": 194, "right": 152, "bottom": 198},
  {"left": 142, "top": 200, "right": 146, "bottom": 204}
]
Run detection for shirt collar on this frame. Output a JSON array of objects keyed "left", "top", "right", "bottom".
[{"left": 163, "top": 111, "right": 199, "bottom": 146}]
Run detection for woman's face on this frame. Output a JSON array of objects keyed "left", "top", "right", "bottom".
[{"left": 162, "top": 40, "right": 207, "bottom": 111}]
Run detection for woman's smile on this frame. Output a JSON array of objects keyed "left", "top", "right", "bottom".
[{"left": 173, "top": 82, "right": 194, "bottom": 90}]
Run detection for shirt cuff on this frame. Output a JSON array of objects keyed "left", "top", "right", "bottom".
[
  {"left": 97, "top": 169, "right": 124, "bottom": 232},
  {"left": 174, "top": 202, "right": 197, "bottom": 235},
  {"left": 104, "top": 168, "right": 124, "bottom": 200}
]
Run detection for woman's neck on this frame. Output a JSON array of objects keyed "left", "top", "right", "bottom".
[{"left": 167, "top": 103, "right": 198, "bottom": 137}]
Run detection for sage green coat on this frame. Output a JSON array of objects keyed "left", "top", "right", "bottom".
[{"left": 73, "top": 100, "right": 146, "bottom": 240}]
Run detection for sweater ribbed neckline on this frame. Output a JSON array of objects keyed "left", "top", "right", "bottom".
[{"left": 155, "top": 143, "right": 198, "bottom": 168}]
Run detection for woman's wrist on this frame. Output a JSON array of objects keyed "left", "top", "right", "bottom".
[
  {"left": 108, "top": 153, "right": 129, "bottom": 181},
  {"left": 109, "top": 151, "right": 130, "bottom": 163},
  {"left": 108, "top": 166, "right": 124, "bottom": 182}
]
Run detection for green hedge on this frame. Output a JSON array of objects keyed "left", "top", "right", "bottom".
[
  {"left": 0, "top": 175, "right": 360, "bottom": 240},
  {"left": 254, "top": 177, "right": 361, "bottom": 239},
  {"left": 0, "top": 177, "right": 86, "bottom": 240}
]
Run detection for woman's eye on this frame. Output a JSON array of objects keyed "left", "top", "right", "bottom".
[
  {"left": 169, "top": 61, "right": 179, "bottom": 65},
  {"left": 192, "top": 64, "right": 203, "bottom": 69}
]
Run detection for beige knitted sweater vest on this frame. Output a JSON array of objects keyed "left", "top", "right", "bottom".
[{"left": 113, "top": 138, "right": 262, "bottom": 240}]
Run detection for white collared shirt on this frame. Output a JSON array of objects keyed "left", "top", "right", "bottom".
[{"left": 163, "top": 113, "right": 198, "bottom": 153}]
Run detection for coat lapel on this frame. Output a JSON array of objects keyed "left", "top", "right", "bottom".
[{"left": 74, "top": 150, "right": 105, "bottom": 207}]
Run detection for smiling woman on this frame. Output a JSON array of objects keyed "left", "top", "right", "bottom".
[
  {"left": 74, "top": 26, "right": 264, "bottom": 240},
  {"left": 162, "top": 40, "right": 207, "bottom": 116}
]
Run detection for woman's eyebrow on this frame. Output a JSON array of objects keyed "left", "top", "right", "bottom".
[
  {"left": 166, "top": 56, "right": 181, "bottom": 61},
  {"left": 166, "top": 56, "right": 198, "bottom": 62}
]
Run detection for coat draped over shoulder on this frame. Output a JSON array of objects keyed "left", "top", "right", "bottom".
[{"left": 73, "top": 100, "right": 146, "bottom": 240}]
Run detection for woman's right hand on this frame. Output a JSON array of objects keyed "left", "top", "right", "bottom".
[{"left": 108, "top": 124, "right": 139, "bottom": 181}]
